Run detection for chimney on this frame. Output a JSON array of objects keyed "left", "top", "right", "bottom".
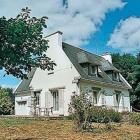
[
  {"left": 45, "top": 31, "right": 63, "bottom": 47},
  {"left": 101, "top": 52, "right": 112, "bottom": 64}
]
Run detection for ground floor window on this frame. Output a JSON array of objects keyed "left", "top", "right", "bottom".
[
  {"left": 93, "top": 91, "right": 98, "bottom": 105},
  {"left": 34, "top": 91, "right": 40, "bottom": 106},
  {"left": 52, "top": 90, "right": 59, "bottom": 111},
  {"left": 114, "top": 90, "right": 121, "bottom": 107}
]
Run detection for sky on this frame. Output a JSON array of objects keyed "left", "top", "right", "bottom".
[{"left": 0, "top": 0, "right": 140, "bottom": 88}]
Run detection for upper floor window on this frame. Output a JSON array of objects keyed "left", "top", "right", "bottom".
[
  {"left": 112, "top": 72, "right": 120, "bottom": 81},
  {"left": 81, "top": 63, "right": 89, "bottom": 74},
  {"left": 105, "top": 70, "right": 120, "bottom": 82},
  {"left": 88, "top": 65, "right": 98, "bottom": 76},
  {"left": 81, "top": 63, "right": 99, "bottom": 77}
]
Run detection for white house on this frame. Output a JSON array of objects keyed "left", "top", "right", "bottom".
[{"left": 14, "top": 31, "right": 131, "bottom": 116}]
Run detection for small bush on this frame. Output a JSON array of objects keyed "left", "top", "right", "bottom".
[
  {"left": 129, "top": 112, "right": 140, "bottom": 125},
  {"left": 69, "top": 93, "right": 123, "bottom": 132},
  {"left": 92, "top": 107, "right": 122, "bottom": 123},
  {"left": 69, "top": 93, "right": 93, "bottom": 131}
]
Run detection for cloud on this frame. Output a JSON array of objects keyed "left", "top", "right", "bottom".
[
  {"left": 0, "top": 0, "right": 125, "bottom": 46},
  {"left": 1, "top": 84, "right": 16, "bottom": 89},
  {"left": 107, "top": 17, "right": 140, "bottom": 53}
]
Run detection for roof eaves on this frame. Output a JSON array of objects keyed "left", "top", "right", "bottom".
[{"left": 80, "top": 78, "right": 130, "bottom": 90}]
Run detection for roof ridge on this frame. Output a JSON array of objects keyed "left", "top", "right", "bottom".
[{"left": 62, "top": 42, "right": 103, "bottom": 60}]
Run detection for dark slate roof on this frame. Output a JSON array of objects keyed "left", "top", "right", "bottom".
[
  {"left": 62, "top": 42, "right": 129, "bottom": 89},
  {"left": 15, "top": 42, "right": 130, "bottom": 94},
  {"left": 15, "top": 67, "right": 36, "bottom": 95}
]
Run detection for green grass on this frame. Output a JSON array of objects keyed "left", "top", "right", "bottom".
[{"left": 0, "top": 118, "right": 34, "bottom": 126}]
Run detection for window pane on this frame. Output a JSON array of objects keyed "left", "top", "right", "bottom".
[
  {"left": 52, "top": 90, "right": 59, "bottom": 111},
  {"left": 93, "top": 91, "right": 98, "bottom": 104},
  {"left": 34, "top": 91, "right": 40, "bottom": 106}
]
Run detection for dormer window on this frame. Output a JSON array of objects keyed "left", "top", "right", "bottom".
[
  {"left": 81, "top": 63, "right": 98, "bottom": 77},
  {"left": 112, "top": 72, "right": 120, "bottom": 81},
  {"left": 89, "top": 65, "right": 97, "bottom": 76},
  {"left": 105, "top": 70, "right": 120, "bottom": 82}
]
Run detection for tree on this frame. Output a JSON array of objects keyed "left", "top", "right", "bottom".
[
  {"left": 0, "top": 7, "right": 55, "bottom": 79},
  {"left": 131, "top": 65, "right": 140, "bottom": 109},
  {"left": 137, "top": 52, "right": 140, "bottom": 65},
  {"left": 0, "top": 87, "right": 14, "bottom": 115},
  {"left": 112, "top": 53, "right": 137, "bottom": 80},
  {"left": 112, "top": 53, "right": 140, "bottom": 109}
]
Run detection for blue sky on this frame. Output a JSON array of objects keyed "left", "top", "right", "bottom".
[
  {"left": 0, "top": 0, "right": 140, "bottom": 88},
  {"left": 84, "top": 0, "right": 140, "bottom": 54}
]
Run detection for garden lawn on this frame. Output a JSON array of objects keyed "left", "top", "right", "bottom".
[{"left": 0, "top": 117, "right": 140, "bottom": 140}]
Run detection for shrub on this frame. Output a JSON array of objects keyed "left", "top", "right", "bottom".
[
  {"left": 92, "top": 107, "right": 122, "bottom": 123},
  {"left": 69, "top": 93, "right": 122, "bottom": 131},
  {"left": 0, "top": 88, "right": 14, "bottom": 115},
  {"left": 69, "top": 92, "right": 93, "bottom": 131},
  {"left": 129, "top": 112, "right": 140, "bottom": 125}
]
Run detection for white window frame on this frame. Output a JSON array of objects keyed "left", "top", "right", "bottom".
[
  {"left": 89, "top": 65, "right": 97, "bottom": 76},
  {"left": 34, "top": 91, "right": 41, "bottom": 106},
  {"left": 51, "top": 90, "right": 59, "bottom": 111},
  {"left": 93, "top": 91, "right": 98, "bottom": 105}
]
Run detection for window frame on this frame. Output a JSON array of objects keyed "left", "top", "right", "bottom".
[
  {"left": 88, "top": 65, "right": 97, "bottom": 76},
  {"left": 34, "top": 91, "right": 41, "bottom": 106},
  {"left": 51, "top": 90, "right": 59, "bottom": 111}
]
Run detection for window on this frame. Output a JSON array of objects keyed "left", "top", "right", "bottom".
[
  {"left": 113, "top": 72, "right": 120, "bottom": 81},
  {"left": 52, "top": 90, "right": 59, "bottom": 111},
  {"left": 89, "top": 65, "right": 97, "bottom": 76},
  {"left": 93, "top": 91, "right": 98, "bottom": 104},
  {"left": 115, "top": 93, "right": 121, "bottom": 107},
  {"left": 101, "top": 94, "right": 106, "bottom": 105},
  {"left": 34, "top": 91, "right": 40, "bottom": 106},
  {"left": 106, "top": 71, "right": 120, "bottom": 82},
  {"left": 81, "top": 63, "right": 89, "bottom": 73},
  {"left": 114, "top": 90, "right": 121, "bottom": 107}
]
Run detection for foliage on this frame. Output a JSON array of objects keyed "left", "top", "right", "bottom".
[
  {"left": 69, "top": 93, "right": 93, "bottom": 131},
  {"left": 112, "top": 53, "right": 136, "bottom": 80},
  {"left": 92, "top": 107, "right": 122, "bottom": 123},
  {"left": 129, "top": 113, "right": 140, "bottom": 125},
  {"left": 69, "top": 93, "right": 122, "bottom": 131},
  {"left": 112, "top": 53, "right": 140, "bottom": 109},
  {"left": 0, "top": 7, "right": 55, "bottom": 79},
  {"left": 131, "top": 65, "right": 140, "bottom": 108},
  {"left": 136, "top": 52, "right": 140, "bottom": 65},
  {"left": 0, "top": 87, "right": 14, "bottom": 115}
]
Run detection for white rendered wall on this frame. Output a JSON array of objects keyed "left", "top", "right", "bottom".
[
  {"left": 15, "top": 96, "right": 31, "bottom": 115},
  {"left": 30, "top": 32, "right": 80, "bottom": 116},
  {"left": 80, "top": 81, "right": 131, "bottom": 112}
]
